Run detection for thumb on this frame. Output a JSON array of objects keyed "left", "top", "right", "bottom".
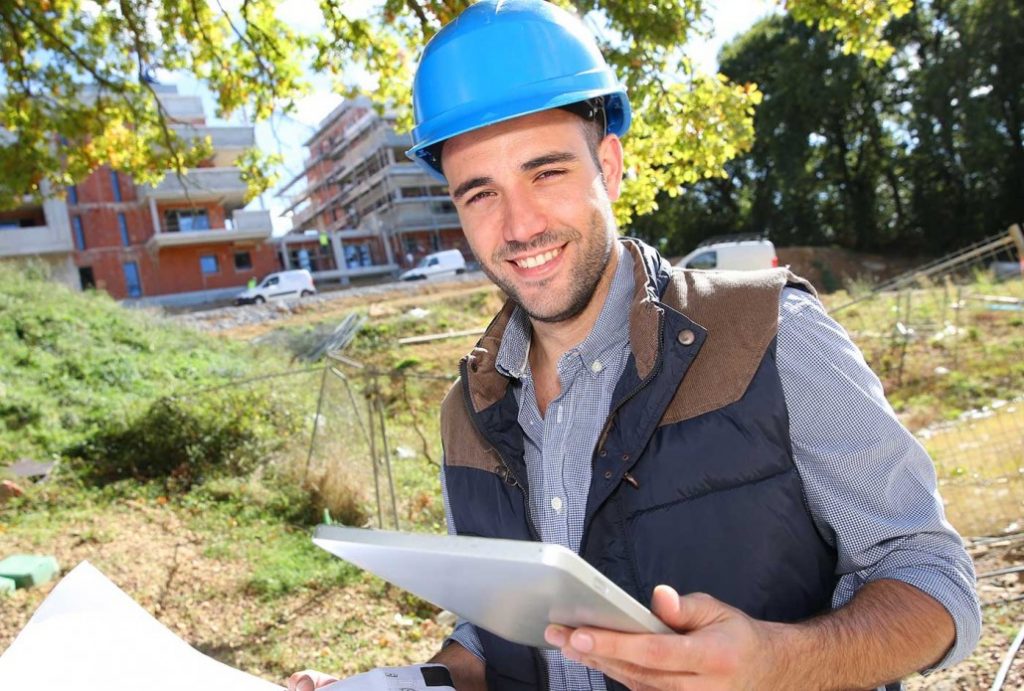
[
  {"left": 651, "top": 585, "right": 729, "bottom": 632},
  {"left": 287, "top": 670, "right": 339, "bottom": 691}
]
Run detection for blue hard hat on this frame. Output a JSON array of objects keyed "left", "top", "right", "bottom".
[{"left": 406, "top": 0, "right": 631, "bottom": 182}]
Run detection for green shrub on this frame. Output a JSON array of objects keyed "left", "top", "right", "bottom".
[{"left": 69, "top": 387, "right": 304, "bottom": 490}]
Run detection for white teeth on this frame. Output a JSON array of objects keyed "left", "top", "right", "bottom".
[{"left": 515, "top": 247, "right": 561, "bottom": 269}]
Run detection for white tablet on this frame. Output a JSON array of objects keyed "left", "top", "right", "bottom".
[{"left": 312, "top": 526, "right": 671, "bottom": 648}]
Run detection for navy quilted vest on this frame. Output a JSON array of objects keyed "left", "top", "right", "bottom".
[{"left": 441, "top": 240, "right": 839, "bottom": 690}]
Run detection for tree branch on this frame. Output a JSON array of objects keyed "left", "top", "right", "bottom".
[{"left": 405, "top": 0, "right": 432, "bottom": 35}]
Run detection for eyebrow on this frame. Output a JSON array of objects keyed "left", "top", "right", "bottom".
[
  {"left": 451, "top": 176, "right": 494, "bottom": 201},
  {"left": 521, "top": 151, "right": 578, "bottom": 172}
]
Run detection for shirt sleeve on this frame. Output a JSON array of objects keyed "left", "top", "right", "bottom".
[
  {"left": 439, "top": 464, "right": 486, "bottom": 662},
  {"left": 775, "top": 287, "right": 981, "bottom": 671}
]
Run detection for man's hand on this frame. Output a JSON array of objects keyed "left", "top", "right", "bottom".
[
  {"left": 545, "top": 579, "right": 955, "bottom": 691},
  {"left": 286, "top": 669, "right": 339, "bottom": 691},
  {"left": 544, "top": 585, "right": 779, "bottom": 691}
]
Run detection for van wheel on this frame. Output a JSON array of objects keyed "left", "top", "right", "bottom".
[
  {"left": 455, "top": 268, "right": 465, "bottom": 275},
  {"left": 301, "top": 290, "right": 313, "bottom": 297},
  {"left": 254, "top": 296, "right": 265, "bottom": 304}
]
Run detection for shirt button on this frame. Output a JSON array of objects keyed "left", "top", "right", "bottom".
[
  {"left": 591, "top": 360, "right": 604, "bottom": 373},
  {"left": 677, "top": 329, "right": 696, "bottom": 346},
  {"left": 550, "top": 496, "right": 563, "bottom": 513}
]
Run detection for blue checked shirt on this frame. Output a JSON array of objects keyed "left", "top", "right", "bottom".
[{"left": 441, "top": 254, "right": 980, "bottom": 690}]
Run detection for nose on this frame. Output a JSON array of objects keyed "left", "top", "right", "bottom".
[{"left": 501, "top": 185, "right": 548, "bottom": 245}]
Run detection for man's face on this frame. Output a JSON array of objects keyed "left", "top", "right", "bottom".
[{"left": 441, "top": 109, "right": 623, "bottom": 323}]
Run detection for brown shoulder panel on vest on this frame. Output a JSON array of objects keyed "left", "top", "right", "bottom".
[
  {"left": 624, "top": 242, "right": 664, "bottom": 381},
  {"left": 466, "top": 299, "right": 517, "bottom": 413},
  {"left": 659, "top": 268, "right": 815, "bottom": 426},
  {"left": 440, "top": 377, "right": 504, "bottom": 473}
]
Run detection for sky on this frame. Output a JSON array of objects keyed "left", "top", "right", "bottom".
[{"left": 167, "top": 0, "right": 777, "bottom": 235}]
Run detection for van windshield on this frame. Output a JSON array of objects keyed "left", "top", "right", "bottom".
[{"left": 415, "top": 256, "right": 433, "bottom": 268}]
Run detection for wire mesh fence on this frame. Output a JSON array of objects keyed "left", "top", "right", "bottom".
[
  {"left": 833, "top": 225, "right": 1024, "bottom": 535},
  {"left": 258, "top": 226, "right": 1023, "bottom": 538},
  {"left": 303, "top": 354, "right": 455, "bottom": 534}
]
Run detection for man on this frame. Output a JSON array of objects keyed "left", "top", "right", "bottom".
[{"left": 290, "top": 1, "right": 980, "bottom": 690}]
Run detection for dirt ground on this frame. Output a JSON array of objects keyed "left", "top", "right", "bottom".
[
  {"left": 0, "top": 499, "right": 448, "bottom": 684},
  {"left": 2, "top": 497, "right": 1021, "bottom": 688}
]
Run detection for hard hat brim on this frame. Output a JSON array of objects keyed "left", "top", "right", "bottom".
[{"left": 406, "top": 89, "right": 630, "bottom": 183}]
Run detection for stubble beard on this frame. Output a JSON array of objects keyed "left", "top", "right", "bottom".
[{"left": 479, "top": 211, "right": 613, "bottom": 323}]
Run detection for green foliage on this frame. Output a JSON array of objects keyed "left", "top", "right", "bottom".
[
  {"left": 68, "top": 388, "right": 303, "bottom": 489},
  {"left": 180, "top": 483, "right": 359, "bottom": 598},
  {"left": 0, "top": 0, "right": 308, "bottom": 207},
  {"left": 634, "top": 0, "right": 1024, "bottom": 255},
  {"left": 788, "top": 0, "right": 913, "bottom": 63},
  {"left": 0, "top": 0, "right": 911, "bottom": 222},
  {"left": 0, "top": 263, "right": 282, "bottom": 464}
]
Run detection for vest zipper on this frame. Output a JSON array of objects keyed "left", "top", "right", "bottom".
[
  {"left": 582, "top": 308, "right": 666, "bottom": 558},
  {"left": 458, "top": 358, "right": 542, "bottom": 543},
  {"left": 594, "top": 307, "right": 666, "bottom": 456}
]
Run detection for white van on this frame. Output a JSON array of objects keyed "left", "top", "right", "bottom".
[
  {"left": 235, "top": 269, "right": 316, "bottom": 305},
  {"left": 675, "top": 238, "right": 778, "bottom": 271},
  {"left": 399, "top": 249, "right": 467, "bottom": 281}
]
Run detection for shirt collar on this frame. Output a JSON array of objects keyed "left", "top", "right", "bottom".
[{"left": 495, "top": 243, "right": 634, "bottom": 381}]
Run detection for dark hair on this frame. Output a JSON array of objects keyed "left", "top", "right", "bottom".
[
  {"left": 435, "top": 97, "right": 607, "bottom": 176},
  {"left": 557, "top": 97, "right": 606, "bottom": 169}
]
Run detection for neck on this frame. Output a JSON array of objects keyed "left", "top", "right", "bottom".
[{"left": 528, "top": 241, "right": 622, "bottom": 371}]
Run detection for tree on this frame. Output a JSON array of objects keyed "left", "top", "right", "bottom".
[
  {"left": 637, "top": 0, "right": 1023, "bottom": 257},
  {"left": 0, "top": 0, "right": 912, "bottom": 219}
]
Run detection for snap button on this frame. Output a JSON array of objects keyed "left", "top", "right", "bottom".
[
  {"left": 603, "top": 470, "right": 613, "bottom": 479},
  {"left": 599, "top": 449, "right": 607, "bottom": 458},
  {"left": 677, "top": 329, "right": 696, "bottom": 346},
  {"left": 621, "top": 453, "right": 630, "bottom": 461}
]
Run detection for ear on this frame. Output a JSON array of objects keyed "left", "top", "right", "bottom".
[{"left": 597, "top": 134, "right": 624, "bottom": 201}]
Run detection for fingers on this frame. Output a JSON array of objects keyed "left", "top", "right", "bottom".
[
  {"left": 552, "top": 625, "right": 704, "bottom": 674},
  {"left": 654, "top": 588, "right": 730, "bottom": 632},
  {"left": 287, "top": 670, "right": 339, "bottom": 691},
  {"left": 561, "top": 647, "right": 696, "bottom": 691}
]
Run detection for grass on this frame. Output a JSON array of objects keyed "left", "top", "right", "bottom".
[
  {"left": 0, "top": 262, "right": 286, "bottom": 462},
  {"left": 1, "top": 265, "right": 1021, "bottom": 686}
]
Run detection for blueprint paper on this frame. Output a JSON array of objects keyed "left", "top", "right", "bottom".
[
  {"left": 0, "top": 561, "right": 282, "bottom": 691},
  {"left": 321, "top": 665, "right": 455, "bottom": 691}
]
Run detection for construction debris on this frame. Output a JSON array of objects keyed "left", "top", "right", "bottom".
[
  {"left": 301, "top": 313, "right": 366, "bottom": 361},
  {"left": 398, "top": 328, "right": 484, "bottom": 346},
  {"left": 0, "top": 555, "right": 60, "bottom": 589}
]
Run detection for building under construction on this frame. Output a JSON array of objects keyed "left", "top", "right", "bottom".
[
  {"left": 279, "top": 98, "right": 468, "bottom": 284},
  {"left": 0, "top": 84, "right": 278, "bottom": 305}
]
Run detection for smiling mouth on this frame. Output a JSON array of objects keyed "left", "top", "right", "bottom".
[{"left": 510, "top": 246, "right": 564, "bottom": 270}]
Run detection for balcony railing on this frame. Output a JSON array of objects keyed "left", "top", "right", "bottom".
[
  {"left": 0, "top": 224, "right": 74, "bottom": 257},
  {"left": 171, "top": 125, "right": 254, "bottom": 150},
  {"left": 171, "top": 125, "right": 254, "bottom": 167},
  {"left": 146, "top": 209, "right": 272, "bottom": 251},
  {"left": 139, "top": 167, "right": 248, "bottom": 204}
]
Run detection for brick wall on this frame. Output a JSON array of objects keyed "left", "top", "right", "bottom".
[
  {"left": 69, "top": 164, "right": 277, "bottom": 299},
  {"left": 146, "top": 243, "right": 279, "bottom": 295}
]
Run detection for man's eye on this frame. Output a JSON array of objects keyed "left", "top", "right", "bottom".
[
  {"left": 466, "top": 190, "right": 494, "bottom": 205},
  {"left": 536, "top": 169, "right": 567, "bottom": 181}
]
